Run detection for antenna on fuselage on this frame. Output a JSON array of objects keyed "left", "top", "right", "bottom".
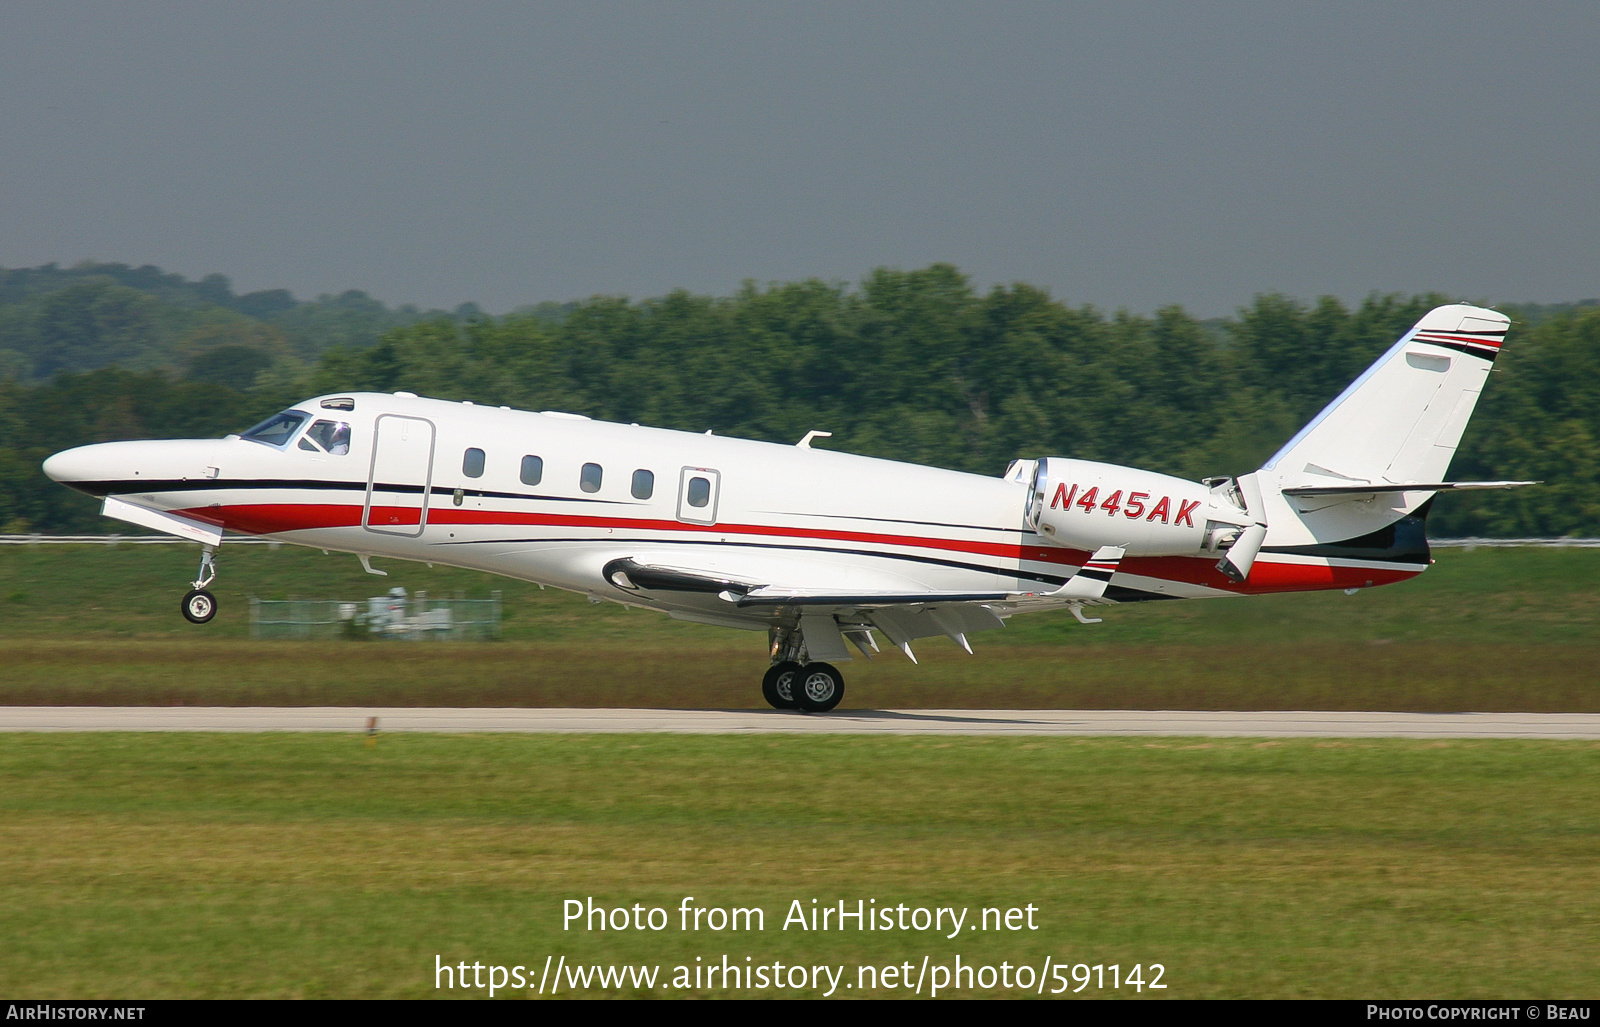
[{"left": 796, "top": 430, "right": 832, "bottom": 449}]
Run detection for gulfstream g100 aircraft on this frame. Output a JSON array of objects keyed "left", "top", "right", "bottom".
[{"left": 43, "top": 304, "right": 1532, "bottom": 712}]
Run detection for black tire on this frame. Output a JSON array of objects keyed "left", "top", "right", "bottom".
[
  {"left": 181, "top": 589, "right": 217, "bottom": 624},
  {"left": 793, "top": 662, "right": 845, "bottom": 713},
  {"left": 761, "top": 661, "right": 801, "bottom": 710}
]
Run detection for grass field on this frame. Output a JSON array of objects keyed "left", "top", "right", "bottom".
[
  {"left": 1, "top": 544, "right": 1597, "bottom": 710},
  {"left": 1, "top": 732, "right": 1596, "bottom": 999}
]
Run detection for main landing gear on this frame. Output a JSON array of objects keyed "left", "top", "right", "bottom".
[
  {"left": 761, "top": 628, "right": 845, "bottom": 713},
  {"left": 761, "top": 660, "right": 845, "bottom": 713},
  {"left": 181, "top": 545, "right": 218, "bottom": 624}
]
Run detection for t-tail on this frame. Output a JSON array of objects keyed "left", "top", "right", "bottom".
[{"left": 1218, "top": 304, "right": 1535, "bottom": 582}]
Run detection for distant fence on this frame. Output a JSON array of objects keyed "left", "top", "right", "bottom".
[
  {"left": 250, "top": 590, "right": 502, "bottom": 642},
  {"left": 1428, "top": 538, "right": 1600, "bottom": 548}
]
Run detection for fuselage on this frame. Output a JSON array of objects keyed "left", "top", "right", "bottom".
[{"left": 42, "top": 391, "right": 1424, "bottom": 633}]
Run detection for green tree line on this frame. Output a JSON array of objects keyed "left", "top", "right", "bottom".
[{"left": 1, "top": 262, "right": 1596, "bottom": 536}]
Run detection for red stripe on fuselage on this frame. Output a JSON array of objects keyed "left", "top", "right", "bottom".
[
  {"left": 173, "top": 501, "right": 1422, "bottom": 595},
  {"left": 1120, "top": 554, "right": 1419, "bottom": 594},
  {"left": 178, "top": 502, "right": 1034, "bottom": 559}
]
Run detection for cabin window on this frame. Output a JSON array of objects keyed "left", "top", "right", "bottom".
[
  {"left": 580, "top": 462, "right": 603, "bottom": 493},
  {"left": 687, "top": 476, "right": 711, "bottom": 507},
  {"left": 520, "top": 455, "right": 543, "bottom": 486},
  {"left": 303, "top": 420, "right": 350, "bottom": 455},
  {"left": 240, "top": 410, "right": 309, "bottom": 449},
  {"left": 631, "top": 469, "right": 654, "bottom": 500},
  {"left": 463, "top": 448, "right": 485, "bottom": 478}
]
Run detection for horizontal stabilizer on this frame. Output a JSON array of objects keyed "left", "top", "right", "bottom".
[{"left": 1282, "top": 480, "right": 1538, "bottom": 497}]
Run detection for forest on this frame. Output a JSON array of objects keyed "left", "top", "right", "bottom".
[{"left": 0, "top": 260, "right": 1595, "bottom": 536}]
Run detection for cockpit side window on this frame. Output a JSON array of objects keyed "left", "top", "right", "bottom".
[
  {"left": 304, "top": 419, "right": 352, "bottom": 455},
  {"left": 241, "top": 411, "right": 310, "bottom": 448}
]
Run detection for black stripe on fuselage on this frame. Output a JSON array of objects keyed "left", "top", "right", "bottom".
[
  {"left": 66, "top": 477, "right": 617, "bottom": 505},
  {"left": 434, "top": 532, "right": 1074, "bottom": 587}
]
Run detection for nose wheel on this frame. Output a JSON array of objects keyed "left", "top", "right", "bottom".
[
  {"left": 182, "top": 546, "right": 219, "bottom": 624},
  {"left": 181, "top": 589, "right": 217, "bottom": 623}
]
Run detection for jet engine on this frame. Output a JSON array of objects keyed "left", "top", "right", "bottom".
[{"left": 1025, "top": 457, "right": 1260, "bottom": 568}]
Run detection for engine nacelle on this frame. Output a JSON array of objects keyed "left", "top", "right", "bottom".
[{"left": 1026, "top": 457, "right": 1250, "bottom": 557}]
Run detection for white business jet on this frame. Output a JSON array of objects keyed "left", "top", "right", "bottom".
[{"left": 43, "top": 304, "right": 1532, "bottom": 712}]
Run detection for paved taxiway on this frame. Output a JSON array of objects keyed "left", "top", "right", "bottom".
[{"left": 2, "top": 707, "right": 1598, "bottom": 739}]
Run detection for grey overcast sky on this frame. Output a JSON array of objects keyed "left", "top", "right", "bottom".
[{"left": 1, "top": 1, "right": 1596, "bottom": 316}]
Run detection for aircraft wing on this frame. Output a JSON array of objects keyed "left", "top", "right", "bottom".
[{"left": 602, "top": 555, "right": 1114, "bottom": 664}]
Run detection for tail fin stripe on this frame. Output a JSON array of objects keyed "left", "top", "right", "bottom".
[
  {"left": 1413, "top": 338, "right": 1501, "bottom": 361},
  {"left": 1413, "top": 332, "right": 1504, "bottom": 346}
]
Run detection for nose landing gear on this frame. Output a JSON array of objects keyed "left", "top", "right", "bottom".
[{"left": 181, "top": 546, "right": 218, "bottom": 624}]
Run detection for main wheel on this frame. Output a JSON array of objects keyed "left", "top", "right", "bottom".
[
  {"left": 793, "top": 662, "right": 844, "bottom": 713},
  {"left": 761, "top": 661, "right": 801, "bottom": 710},
  {"left": 181, "top": 588, "right": 217, "bottom": 624}
]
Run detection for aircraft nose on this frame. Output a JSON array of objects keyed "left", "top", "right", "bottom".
[{"left": 42, "top": 444, "right": 122, "bottom": 488}]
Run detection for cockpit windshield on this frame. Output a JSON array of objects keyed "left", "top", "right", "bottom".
[{"left": 240, "top": 411, "right": 310, "bottom": 448}]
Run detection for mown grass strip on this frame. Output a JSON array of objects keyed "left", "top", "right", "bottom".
[{"left": 3, "top": 638, "right": 1598, "bottom": 712}]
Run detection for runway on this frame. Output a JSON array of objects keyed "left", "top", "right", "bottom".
[{"left": 2, "top": 707, "right": 1599, "bottom": 738}]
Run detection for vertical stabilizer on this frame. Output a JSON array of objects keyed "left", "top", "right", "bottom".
[{"left": 1262, "top": 304, "right": 1508, "bottom": 491}]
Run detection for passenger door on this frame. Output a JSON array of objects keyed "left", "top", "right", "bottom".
[{"left": 363, "top": 414, "right": 436, "bottom": 536}]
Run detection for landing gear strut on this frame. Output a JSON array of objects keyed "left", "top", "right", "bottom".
[
  {"left": 181, "top": 545, "right": 218, "bottom": 624},
  {"left": 762, "top": 627, "right": 845, "bottom": 713}
]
